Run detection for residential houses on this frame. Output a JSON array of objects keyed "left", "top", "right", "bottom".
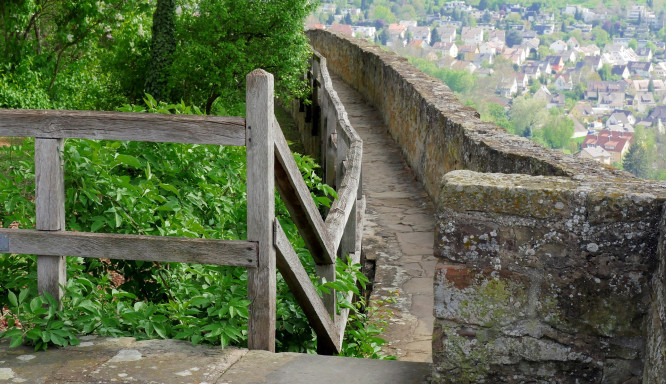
[
  {"left": 461, "top": 27, "right": 484, "bottom": 45},
  {"left": 627, "top": 61, "right": 653, "bottom": 77},
  {"left": 545, "top": 55, "right": 565, "bottom": 73},
  {"left": 432, "top": 42, "right": 458, "bottom": 58},
  {"left": 437, "top": 26, "right": 457, "bottom": 43},
  {"left": 553, "top": 73, "right": 573, "bottom": 90},
  {"left": 611, "top": 65, "right": 630, "bottom": 80},
  {"left": 409, "top": 26, "right": 432, "bottom": 45},
  {"left": 582, "top": 130, "right": 634, "bottom": 164}
]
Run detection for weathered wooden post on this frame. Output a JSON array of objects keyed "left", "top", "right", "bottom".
[
  {"left": 246, "top": 69, "right": 277, "bottom": 352},
  {"left": 336, "top": 130, "right": 357, "bottom": 261},
  {"left": 35, "top": 138, "right": 66, "bottom": 305}
]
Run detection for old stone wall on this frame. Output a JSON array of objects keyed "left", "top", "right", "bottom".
[
  {"left": 435, "top": 171, "right": 665, "bottom": 383},
  {"left": 306, "top": 30, "right": 629, "bottom": 207},
  {"left": 306, "top": 30, "right": 666, "bottom": 382}
]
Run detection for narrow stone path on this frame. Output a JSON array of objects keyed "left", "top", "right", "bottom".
[{"left": 330, "top": 75, "right": 436, "bottom": 363}]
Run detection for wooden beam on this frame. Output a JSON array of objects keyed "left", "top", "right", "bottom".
[
  {"left": 0, "top": 229, "right": 257, "bottom": 267},
  {"left": 0, "top": 109, "right": 246, "bottom": 146},
  {"left": 35, "top": 138, "right": 66, "bottom": 305},
  {"left": 273, "top": 118, "right": 335, "bottom": 265},
  {"left": 336, "top": 196, "right": 366, "bottom": 344},
  {"left": 325, "top": 141, "right": 362, "bottom": 254},
  {"left": 246, "top": 69, "right": 277, "bottom": 352},
  {"left": 274, "top": 221, "right": 341, "bottom": 354}
]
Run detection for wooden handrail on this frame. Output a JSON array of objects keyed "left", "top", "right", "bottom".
[
  {"left": 324, "top": 140, "right": 362, "bottom": 255},
  {"left": 0, "top": 109, "right": 246, "bottom": 146},
  {"left": 273, "top": 117, "right": 335, "bottom": 265},
  {"left": 273, "top": 221, "right": 341, "bottom": 354},
  {"left": 0, "top": 229, "right": 258, "bottom": 267}
]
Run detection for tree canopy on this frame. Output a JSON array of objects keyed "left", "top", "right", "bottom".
[{"left": 0, "top": 0, "right": 316, "bottom": 112}]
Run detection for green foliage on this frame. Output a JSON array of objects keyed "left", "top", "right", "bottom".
[
  {"left": 409, "top": 57, "right": 475, "bottom": 94},
  {"left": 598, "top": 63, "right": 613, "bottom": 81},
  {"left": 535, "top": 109, "right": 574, "bottom": 149},
  {"left": 505, "top": 29, "right": 522, "bottom": 48},
  {"left": 372, "top": 5, "right": 397, "bottom": 23},
  {"left": 325, "top": 258, "right": 396, "bottom": 359},
  {"left": 0, "top": 0, "right": 151, "bottom": 110},
  {"left": 623, "top": 143, "right": 650, "bottom": 178},
  {"left": 509, "top": 96, "right": 547, "bottom": 137},
  {"left": 170, "top": 0, "right": 317, "bottom": 111},
  {"left": 481, "top": 102, "right": 512, "bottom": 131}
]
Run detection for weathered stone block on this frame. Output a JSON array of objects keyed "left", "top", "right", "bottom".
[{"left": 432, "top": 171, "right": 664, "bottom": 383}]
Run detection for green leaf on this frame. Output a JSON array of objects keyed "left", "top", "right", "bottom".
[
  {"left": 50, "top": 333, "right": 67, "bottom": 347},
  {"left": 9, "top": 335, "right": 23, "bottom": 348},
  {"left": 29, "top": 297, "right": 42, "bottom": 313},
  {"left": 114, "top": 154, "right": 142, "bottom": 168},
  {"left": 91, "top": 219, "right": 106, "bottom": 232},
  {"left": 153, "top": 323, "right": 167, "bottom": 338},
  {"left": 18, "top": 288, "right": 29, "bottom": 305},
  {"left": 8, "top": 290, "right": 17, "bottom": 308}
]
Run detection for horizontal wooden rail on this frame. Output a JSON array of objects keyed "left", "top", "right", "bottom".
[
  {"left": 273, "top": 221, "right": 340, "bottom": 354},
  {"left": 0, "top": 109, "right": 246, "bottom": 146},
  {"left": 324, "top": 140, "right": 362, "bottom": 254},
  {"left": 0, "top": 229, "right": 258, "bottom": 267},
  {"left": 273, "top": 118, "right": 335, "bottom": 265}
]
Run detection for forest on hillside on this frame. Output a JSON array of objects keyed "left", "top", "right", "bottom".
[{"left": 0, "top": 0, "right": 391, "bottom": 358}]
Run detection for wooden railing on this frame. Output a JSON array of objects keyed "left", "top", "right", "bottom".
[{"left": 0, "top": 63, "right": 364, "bottom": 355}]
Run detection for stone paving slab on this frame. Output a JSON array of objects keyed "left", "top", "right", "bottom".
[
  {"left": 0, "top": 338, "right": 431, "bottom": 384},
  {"left": 219, "top": 350, "right": 430, "bottom": 384},
  {"left": 329, "top": 75, "right": 436, "bottom": 363},
  {"left": 0, "top": 336, "right": 246, "bottom": 384}
]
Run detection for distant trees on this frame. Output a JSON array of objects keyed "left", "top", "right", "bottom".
[
  {"left": 538, "top": 110, "right": 574, "bottom": 149},
  {"left": 624, "top": 144, "right": 650, "bottom": 178},
  {"left": 598, "top": 63, "right": 614, "bottom": 81},
  {"left": 509, "top": 96, "right": 547, "bottom": 137},
  {"left": 591, "top": 27, "right": 610, "bottom": 48},
  {"left": 505, "top": 29, "right": 522, "bottom": 48},
  {"left": 372, "top": 6, "right": 396, "bottom": 23},
  {"left": 430, "top": 28, "right": 440, "bottom": 46},
  {"left": 409, "top": 57, "right": 475, "bottom": 93}
]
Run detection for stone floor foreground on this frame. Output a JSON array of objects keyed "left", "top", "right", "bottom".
[{"left": 0, "top": 337, "right": 430, "bottom": 383}]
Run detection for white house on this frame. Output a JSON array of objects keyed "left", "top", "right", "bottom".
[{"left": 550, "top": 40, "right": 568, "bottom": 53}]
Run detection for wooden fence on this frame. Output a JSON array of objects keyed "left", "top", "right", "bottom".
[{"left": 0, "top": 64, "right": 364, "bottom": 355}]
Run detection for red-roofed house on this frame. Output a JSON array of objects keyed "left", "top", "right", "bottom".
[
  {"left": 328, "top": 23, "right": 353, "bottom": 36},
  {"left": 388, "top": 23, "right": 407, "bottom": 38},
  {"left": 582, "top": 130, "right": 633, "bottom": 163}
]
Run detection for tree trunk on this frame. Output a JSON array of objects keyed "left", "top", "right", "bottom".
[{"left": 144, "top": 0, "right": 176, "bottom": 103}]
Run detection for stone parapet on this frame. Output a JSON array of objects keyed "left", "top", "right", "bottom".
[
  {"left": 435, "top": 171, "right": 666, "bottom": 383},
  {"left": 305, "top": 30, "right": 631, "bottom": 210}
]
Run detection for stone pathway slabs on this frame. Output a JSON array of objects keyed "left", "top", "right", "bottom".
[
  {"left": 330, "top": 75, "right": 437, "bottom": 363},
  {"left": 0, "top": 337, "right": 431, "bottom": 383}
]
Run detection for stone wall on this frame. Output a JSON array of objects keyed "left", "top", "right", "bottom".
[
  {"left": 306, "top": 30, "right": 630, "bottom": 206},
  {"left": 307, "top": 30, "right": 666, "bottom": 382},
  {"left": 435, "top": 171, "right": 665, "bottom": 383}
]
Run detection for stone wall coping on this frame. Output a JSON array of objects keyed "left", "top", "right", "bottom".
[{"left": 441, "top": 170, "right": 666, "bottom": 219}]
